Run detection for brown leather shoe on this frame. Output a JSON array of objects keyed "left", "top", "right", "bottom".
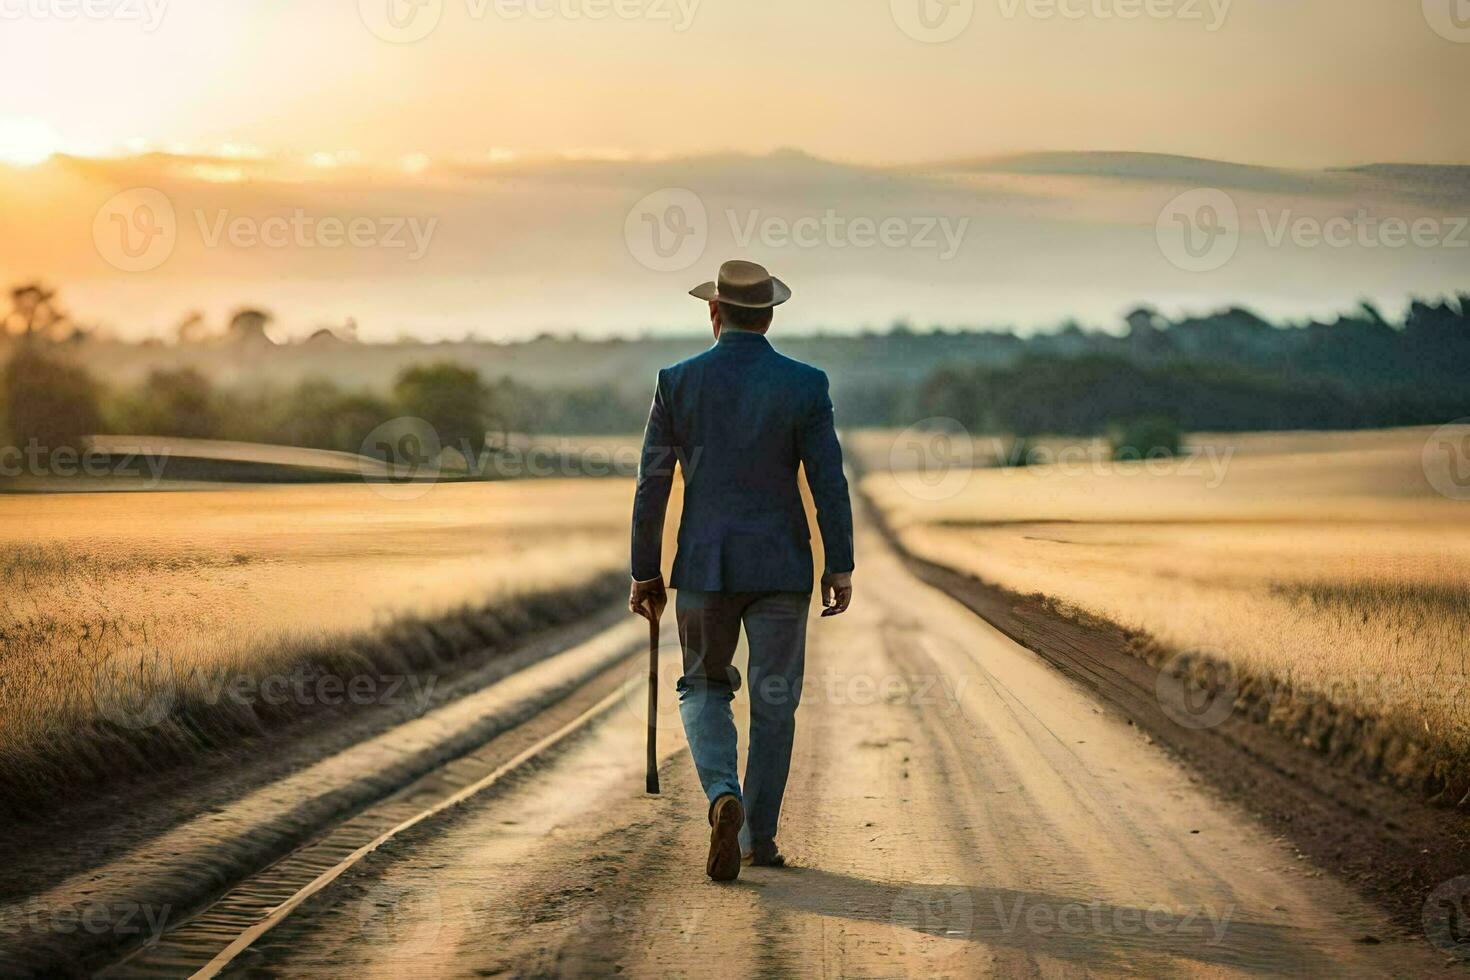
[
  {"left": 706, "top": 794, "right": 743, "bottom": 882},
  {"left": 742, "top": 843, "right": 786, "bottom": 868}
]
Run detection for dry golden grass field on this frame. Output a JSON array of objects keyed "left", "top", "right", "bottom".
[
  {"left": 9, "top": 423, "right": 1466, "bottom": 810},
  {"left": 861, "top": 426, "right": 1470, "bottom": 792},
  {"left": 0, "top": 477, "right": 637, "bottom": 809}
]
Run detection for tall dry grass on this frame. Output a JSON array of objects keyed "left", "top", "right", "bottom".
[
  {"left": 863, "top": 427, "right": 1470, "bottom": 797},
  {"left": 0, "top": 479, "right": 634, "bottom": 814}
]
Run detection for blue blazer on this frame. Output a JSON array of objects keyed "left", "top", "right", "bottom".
[{"left": 630, "top": 330, "right": 854, "bottom": 593}]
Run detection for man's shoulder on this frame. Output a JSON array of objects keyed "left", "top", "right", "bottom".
[
  {"left": 656, "top": 341, "right": 826, "bottom": 389},
  {"left": 657, "top": 346, "right": 718, "bottom": 383},
  {"left": 769, "top": 349, "right": 828, "bottom": 388}
]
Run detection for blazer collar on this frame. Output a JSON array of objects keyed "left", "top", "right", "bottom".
[{"left": 715, "top": 330, "right": 772, "bottom": 349}]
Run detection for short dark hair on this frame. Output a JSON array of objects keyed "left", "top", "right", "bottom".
[{"left": 718, "top": 302, "right": 773, "bottom": 331}]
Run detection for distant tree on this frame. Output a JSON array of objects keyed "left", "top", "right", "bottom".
[
  {"left": 301, "top": 319, "right": 359, "bottom": 346},
  {"left": 1, "top": 344, "right": 102, "bottom": 453},
  {"left": 273, "top": 379, "right": 340, "bottom": 447},
  {"left": 275, "top": 378, "right": 392, "bottom": 452},
  {"left": 301, "top": 328, "right": 341, "bottom": 347},
  {"left": 1123, "top": 306, "right": 1163, "bottom": 335},
  {"left": 484, "top": 376, "right": 540, "bottom": 435},
  {"left": 837, "top": 381, "right": 907, "bottom": 428},
  {"left": 1111, "top": 416, "right": 1182, "bottom": 460},
  {"left": 227, "top": 308, "right": 274, "bottom": 346},
  {"left": 3, "top": 283, "right": 73, "bottom": 341},
  {"left": 393, "top": 362, "right": 493, "bottom": 457},
  {"left": 542, "top": 385, "right": 641, "bottom": 435},
  {"left": 998, "top": 436, "right": 1035, "bottom": 468},
  {"left": 1124, "top": 306, "right": 1173, "bottom": 359},
  {"left": 915, "top": 367, "right": 980, "bottom": 429},
  {"left": 175, "top": 310, "right": 210, "bottom": 345},
  {"left": 118, "top": 369, "right": 219, "bottom": 439},
  {"left": 1358, "top": 301, "right": 1388, "bottom": 328},
  {"left": 326, "top": 391, "right": 395, "bottom": 452}
]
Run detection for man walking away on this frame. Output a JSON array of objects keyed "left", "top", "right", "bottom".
[{"left": 628, "top": 260, "right": 855, "bottom": 882}]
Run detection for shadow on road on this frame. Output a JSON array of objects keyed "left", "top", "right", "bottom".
[{"left": 742, "top": 867, "right": 1329, "bottom": 974}]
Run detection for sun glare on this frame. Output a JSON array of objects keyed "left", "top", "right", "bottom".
[{"left": 0, "top": 117, "right": 60, "bottom": 167}]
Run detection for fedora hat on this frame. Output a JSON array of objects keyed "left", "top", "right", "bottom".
[{"left": 689, "top": 260, "right": 791, "bottom": 309}]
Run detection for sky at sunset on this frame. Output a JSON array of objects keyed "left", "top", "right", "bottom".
[
  {"left": 5, "top": 0, "right": 1469, "bottom": 168},
  {"left": 1, "top": 0, "right": 1468, "bottom": 339}
]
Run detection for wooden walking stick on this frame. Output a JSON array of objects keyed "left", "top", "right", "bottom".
[{"left": 645, "top": 607, "right": 661, "bottom": 795}]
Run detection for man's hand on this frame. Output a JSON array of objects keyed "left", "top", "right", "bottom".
[
  {"left": 629, "top": 575, "right": 667, "bottom": 623},
  {"left": 820, "top": 571, "right": 853, "bottom": 617}
]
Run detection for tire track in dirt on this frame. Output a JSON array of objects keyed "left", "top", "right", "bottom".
[{"left": 889, "top": 530, "right": 1470, "bottom": 939}]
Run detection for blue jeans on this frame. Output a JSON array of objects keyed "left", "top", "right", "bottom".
[{"left": 674, "top": 590, "right": 809, "bottom": 853}]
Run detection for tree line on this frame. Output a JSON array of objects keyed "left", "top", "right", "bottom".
[
  {"left": 0, "top": 346, "right": 649, "bottom": 460},
  {"left": 3, "top": 286, "right": 1468, "bottom": 456},
  {"left": 834, "top": 296, "right": 1470, "bottom": 435}
]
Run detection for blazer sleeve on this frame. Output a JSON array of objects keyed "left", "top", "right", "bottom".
[
  {"left": 630, "top": 369, "right": 675, "bottom": 581},
  {"left": 797, "top": 371, "right": 855, "bottom": 575}
]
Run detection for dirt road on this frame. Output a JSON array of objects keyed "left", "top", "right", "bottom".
[{"left": 112, "top": 514, "right": 1443, "bottom": 977}]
